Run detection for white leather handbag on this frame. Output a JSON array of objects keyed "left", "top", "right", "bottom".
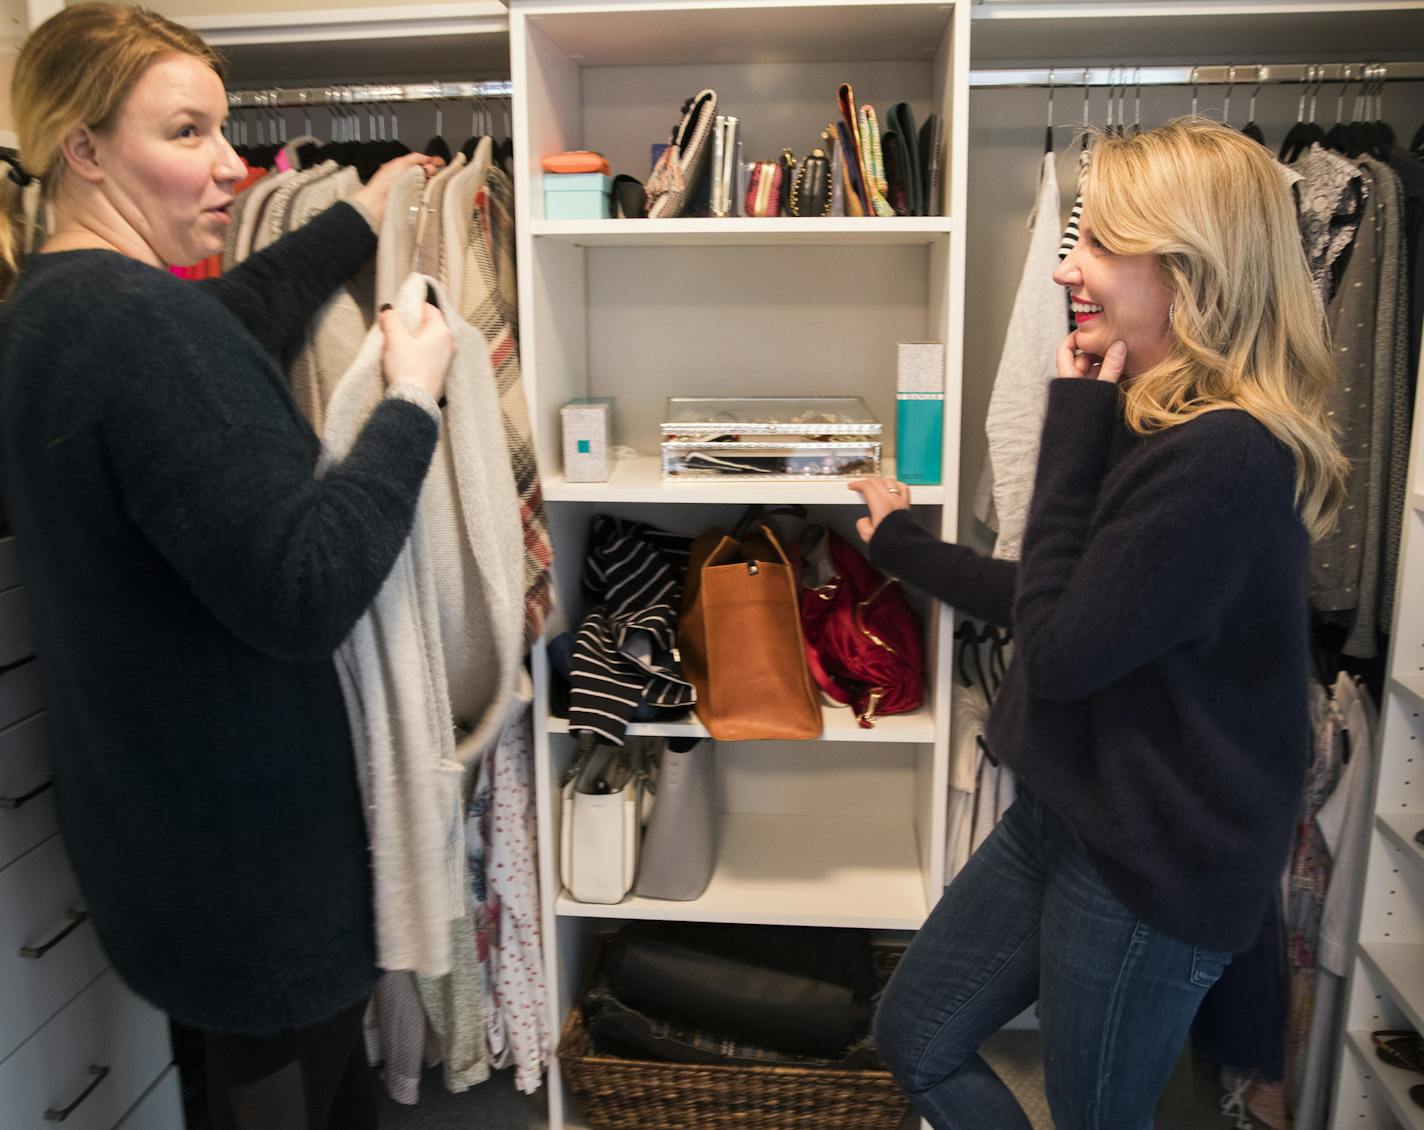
[{"left": 560, "top": 741, "right": 643, "bottom": 905}]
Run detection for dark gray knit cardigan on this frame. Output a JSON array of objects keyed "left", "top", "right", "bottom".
[
  {"left": 870, "top": 379, "right": 1310, "bottom": 954},
  {"left": 0, "top": 203, "right": 438, "bottom": 1033}
]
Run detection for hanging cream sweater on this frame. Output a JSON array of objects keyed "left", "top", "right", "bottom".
[{"left": 321, "top": 272, "right": 526, "bottom": 976}]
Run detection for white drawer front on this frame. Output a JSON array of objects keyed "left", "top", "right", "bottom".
[
  {"left": 0, "top": 968, "right": 171, "bottom": 1130},
  {"left": 0, "top": 587, "right": 34, "bottom": 667},
  {"left": 0, "top": 538, "right": 20, "bottom": 591},
  {"left": 0, "top": 834, "right": 108, "bottom": 1062},
  {"left": 0, "top": 657, "right": 42, "bottom": 730},
  {"left": 0, "top": 713, "right": 56, "bottom": 871},
  {"left": 114, "top": 1064, "right": 184, "bottom": 1130}
]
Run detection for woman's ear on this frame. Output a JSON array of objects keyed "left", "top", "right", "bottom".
[{"left": 58, "top": 126, "right": 105, "bottom": 185}]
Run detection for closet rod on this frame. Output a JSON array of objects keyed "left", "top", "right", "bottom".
[
  {"left": 227, "top": 80, "right": 512, "bottom": 109},
  {"left": 969, "top": 61, "right": 1424, "bottom": 88}
]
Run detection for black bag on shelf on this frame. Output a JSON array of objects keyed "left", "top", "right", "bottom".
[
  {"left": 606, "top": 923, "right": 874, "bottom": 1059},
  {"left": 583, "top": 982, "right": 879, "bottom": 1069}
]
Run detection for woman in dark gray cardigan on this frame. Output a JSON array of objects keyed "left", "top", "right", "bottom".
[{"left": 0, "top": 5, "right": 452, "bottom": 1127}]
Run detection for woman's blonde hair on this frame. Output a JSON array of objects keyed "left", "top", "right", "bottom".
[
  {"left": 1, "top": 3, "right": 222, "bottom": 293},
  {"left": 1083, "top": 117, "right": 1347, "bottom": 540}
]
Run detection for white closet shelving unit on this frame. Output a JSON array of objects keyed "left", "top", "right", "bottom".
[
  {"left": 1331, "top": 353, "right": 1424, "bottom": 1127},
  {"left": 508, "top": 2, "right": 966, "bottom": 1125},
  {"left": 5, "top": 0, "right": 1417, "bottom": 1125}
]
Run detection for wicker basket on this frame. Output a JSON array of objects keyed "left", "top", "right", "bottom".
[{"left": 557, "top": 946, "right": 910, "bottom": 1130}]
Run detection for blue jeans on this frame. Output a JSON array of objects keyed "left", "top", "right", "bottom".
[{"left": 875, "top": 790, "right": 1230, "bottom": 1129}]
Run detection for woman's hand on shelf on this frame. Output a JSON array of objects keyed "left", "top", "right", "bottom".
[{"left": 849, "top": 476, "right": 912, "bottom": 543}]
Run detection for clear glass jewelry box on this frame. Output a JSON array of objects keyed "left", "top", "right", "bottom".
[{"left": 660, "top": 396, "right": 882, "bottom": 480}]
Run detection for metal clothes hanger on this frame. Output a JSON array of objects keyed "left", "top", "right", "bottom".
[
  {"left": 1241, "top": 67, "right": 1266, "bottom": 144},
  {"left": 1323, "top": 68, "right": 1356, "bottom": 154},
  {"left": 1044, "top": 66, "right": 1054, "bottom": 154},
  {"left": 1080, "top": 68, "right": 1091, "bottom": 150},
  {"left": 1280, "top": 64, "right": 1326, "bottom": 162}
]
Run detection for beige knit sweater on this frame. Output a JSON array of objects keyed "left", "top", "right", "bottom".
[{"left": 321, "top": 272, "right": 525, "bottom": 976}]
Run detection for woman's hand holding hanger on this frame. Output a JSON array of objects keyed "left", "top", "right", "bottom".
[{"left": 351, "top": 151, "right": 446, "bottom": 228}]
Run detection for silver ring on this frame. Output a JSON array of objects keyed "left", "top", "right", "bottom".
[{"left": 886, "top": 487, "right": 901, "bottom": 495}]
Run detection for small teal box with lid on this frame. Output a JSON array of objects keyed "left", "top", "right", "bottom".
[
  {"left": 896, "top": 343, "right": 944, "bottom": 485},
  {"left": 543, "top": 173, "right": 613, "bottom": 220}
]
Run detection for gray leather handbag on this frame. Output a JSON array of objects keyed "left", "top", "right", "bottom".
[{"left": 634, "top": 738, "right": 716, "bottom": 901}]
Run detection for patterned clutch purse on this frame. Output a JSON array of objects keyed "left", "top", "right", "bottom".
[
  {"left": 646, "top": 89, "right": 718, "bottom": 220},
  {"left": 745, "top": 159, "right": 784, "bottom": 218},
  {"left": 790, "top": 148, "right": 832, "bottom": 217}
]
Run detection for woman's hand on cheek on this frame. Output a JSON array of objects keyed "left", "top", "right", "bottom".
[{"left": 1056, "top": 332, "right": 1127, "bottom": 384}]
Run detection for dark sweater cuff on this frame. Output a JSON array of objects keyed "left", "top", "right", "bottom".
[
  {"left": 867, "top": 509, "right": 928, "bottom": 576},
  {"left": 1033, "top": 378, "right": 1122, "bottom": 499},
  {"left": 357, "top": 399, "right": 440, "bottom": 482},
  {"left": 316, "top": 201, "right": 379, "bottom": 271}
]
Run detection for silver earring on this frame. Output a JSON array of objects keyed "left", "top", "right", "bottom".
[{"left": 1167, "top": 302, "right": 1175, "bottom": 328}]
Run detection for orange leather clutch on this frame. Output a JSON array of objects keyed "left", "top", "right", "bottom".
[{"left": 541, "top": 151, "right": 612, "bottom": 175}]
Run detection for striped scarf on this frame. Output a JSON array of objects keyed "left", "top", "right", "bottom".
[
  {"left": 466, "top": 167, "right": 555, "bottom": 644},
  {"left": 570, "top": 516, "right": 696, "bottom": 746}
]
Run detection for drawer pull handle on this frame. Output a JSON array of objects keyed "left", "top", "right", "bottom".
[
  {"left": 0, "top": 775, "right": 53, "bottom": 809},
  {"left": 43, "top": 1064, "right": 110, "bottom": 1122},
  {"left": 20, "top": 908, "right": 87, "bottom": 959}
]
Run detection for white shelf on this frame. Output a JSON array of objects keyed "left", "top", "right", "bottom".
[
  {"left": 1394, "top": 676, "right": 1424, "bottom": 713},
  {"left": 186, "top": 2, "right": 505, "bottom": 41},
  {"left": 1379, "top": 813, "right": 1424, "bottom": 881},
  {"left": 530, "top": 218, "right": 954, "bottom": 248},
  {"left": 189, "top": 3, "right": 510, "bottom": 82},
  {"left": 1359, "top": 942, "right": 1424, "bottom": 1037},
  {"left": 549, "top": 702, "right": 936, "bottom": 744},
  {"left": 523, "top": 3, "right": 953, "bottom": 68},
  {"left": 545, "top": 455, "right": 946, "bottom": 505},
  {"left": 1346, "top": 1030, "right": 1424, "bottom": 1130},
  {"left": 969, "top": 3, "right": 1424, "bottom": 65},
  {"left": 556, "top": 812, "right": 928, "bottom": 930}
]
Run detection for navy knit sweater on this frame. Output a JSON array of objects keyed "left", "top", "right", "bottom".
[
  {"left": 870, "top": 379, "right": 1310, "bottom": 953},
  {"left": 0, "top": 203, "right": 438, "bottom": 1033}
]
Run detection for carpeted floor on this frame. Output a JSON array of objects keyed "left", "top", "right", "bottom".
[
  {"left": 371, "top": 1034, "right": 1240, "bottom": 1129},
  {"left": 176, "top": 1021, "right": 1242, "bottom": 1128}
]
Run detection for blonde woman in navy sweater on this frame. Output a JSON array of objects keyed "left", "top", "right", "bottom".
[{"left": 854, "top": 119, "right": 1346, "bottom": 1128}]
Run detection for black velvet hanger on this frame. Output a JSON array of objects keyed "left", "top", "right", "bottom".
[
  {"left": 1238, "top": 74, "right": 1266, "bottom": 147},
  {"left": 1279, "top": 68, "right": 1326, "bottom": 164},
  {"left": 1280, "top": 118, "right": 1325, "bottom": 163}
]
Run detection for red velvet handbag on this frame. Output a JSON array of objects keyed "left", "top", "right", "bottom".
[{"left": 798, "top": 527, "right": 924, "bottom": 727}]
